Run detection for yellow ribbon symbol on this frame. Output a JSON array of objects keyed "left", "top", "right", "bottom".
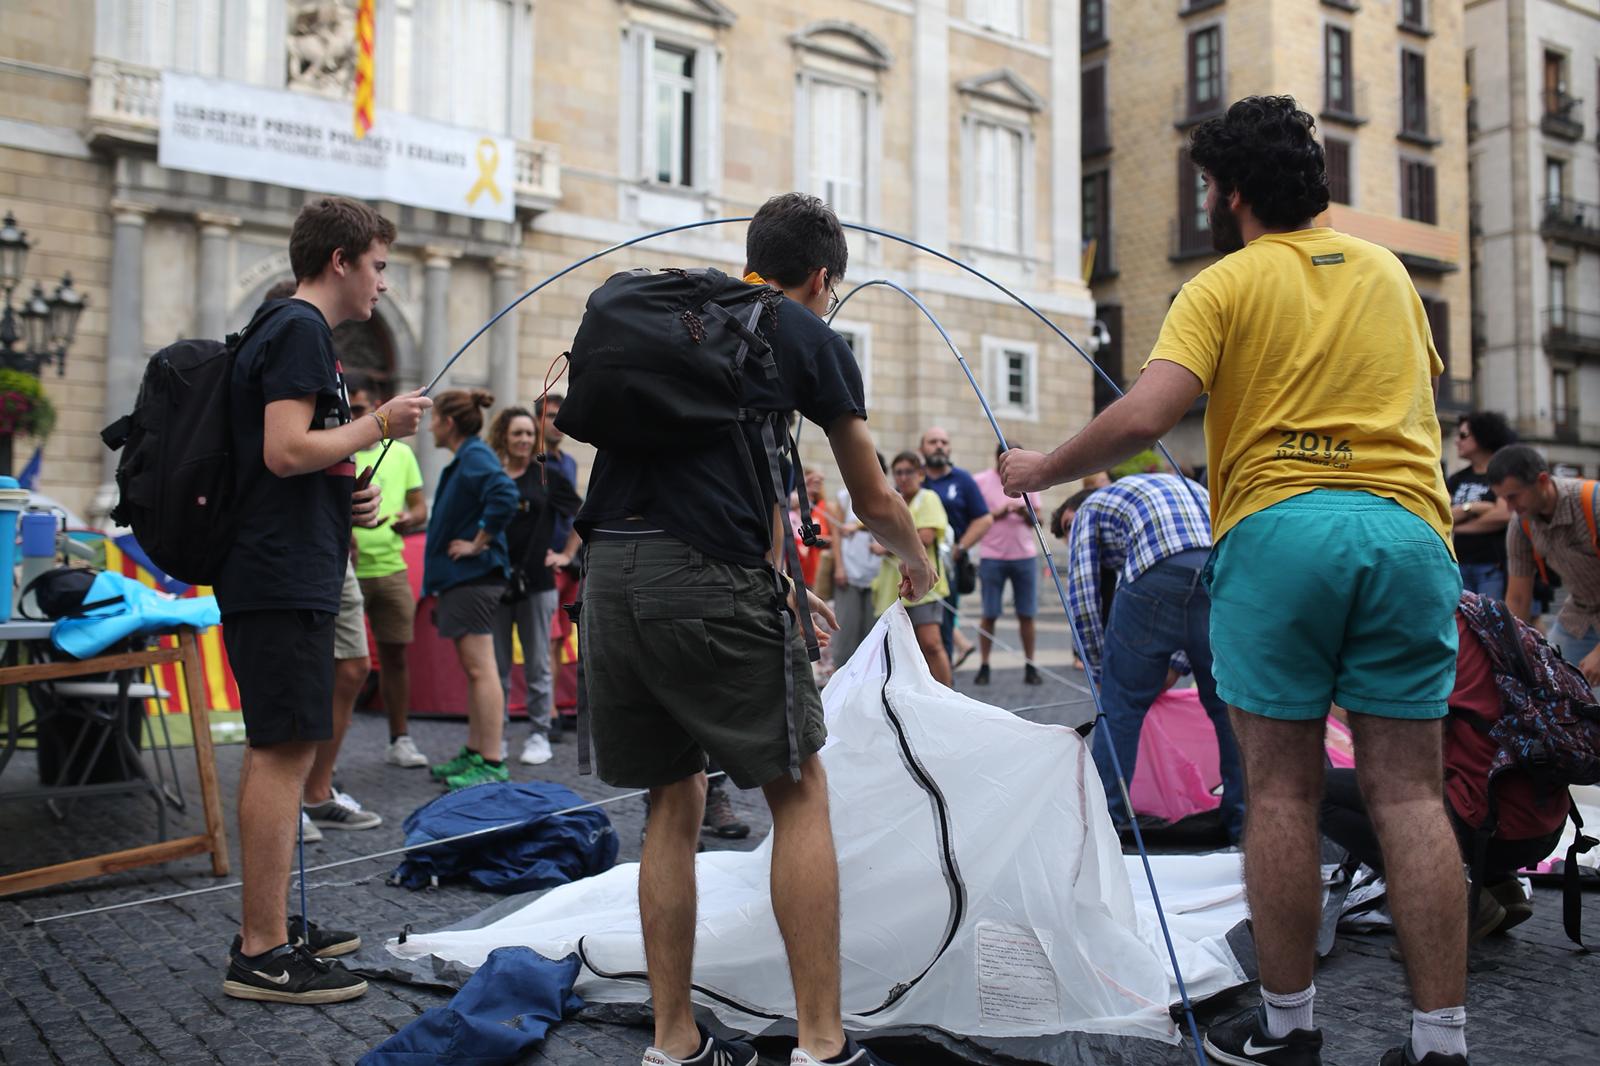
[{"left": 466, "top": 138, "right": 503, "bottom": 206}]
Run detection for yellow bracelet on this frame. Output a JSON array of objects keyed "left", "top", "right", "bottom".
[{"left": 370, "top": 410, "right": 389, "bottom": 440}]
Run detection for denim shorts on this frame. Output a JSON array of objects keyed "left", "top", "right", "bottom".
[
  {"left": 1206, "top": 490, "right": 1461, "bottom": 720},
  {"left": 979, "top": 556, "right": 1039, "bottom": 618}
]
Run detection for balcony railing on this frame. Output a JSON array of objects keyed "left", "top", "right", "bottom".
[
  {"left": 1542, "top": 197, "right": 1600, "bottom": 250},
  {"left": 1553, "top": 406, "right": 1580, "bottom": 443},
  {"left": 1322, "top": 79, "right": 1369, "bottom": 127},
  {"left": 1546, "top": 308, "right": 1600, "bottom": 360},
  {"left": 1170, "top": 217, "right": 1215, "bottom": 260},
  {"left": 1398, "top": 100, "right": 1443, "bottom": 146},
  {"left": 1542, "top": 91, "right": 1585, "bottom": 141},
  {"left": 86, "top": 56, "right": 561, "bottom": 207},
  {"left": 1436, "top": 375, "right": 1474, "bottom": 413}
]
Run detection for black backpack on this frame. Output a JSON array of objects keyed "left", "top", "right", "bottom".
[
  {"left": 556, "top": 267, "right": 823, "bottom": 780},
  {"left": 100, "top": 305, "right": 281, "bottom": 586},
  {"left": 18, "top": 565, "right": 122, "bottom": 621}
]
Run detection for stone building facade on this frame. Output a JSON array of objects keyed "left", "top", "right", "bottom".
[
  {"left": 1467, "top": 0, "right": 1600, "bottom": 473},
  {"left": 0, "top": 0, "right": 1096, "bottom": 523},
  {"left": 1081, "top": 0, "right": 1474, "bottom": 471}
]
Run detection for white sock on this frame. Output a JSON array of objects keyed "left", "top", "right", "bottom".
[
  {"left": 1410, "top": 1006, "right": 1467, "bottom": 1059},
  {"left": 1261, "top": 982, "right": 1315, "bottom": 1038}
]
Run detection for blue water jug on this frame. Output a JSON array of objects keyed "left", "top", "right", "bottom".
[{"left": 0, "top": 477, "right": 27, "bottom": 622}]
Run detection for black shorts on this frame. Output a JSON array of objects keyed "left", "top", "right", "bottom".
[{"left": 222, "top": 609, "right": 337, "bottom": 747}]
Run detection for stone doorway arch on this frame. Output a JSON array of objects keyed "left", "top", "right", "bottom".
[{"left": 333, "top": 315, "right": 397, "bottom": 396}]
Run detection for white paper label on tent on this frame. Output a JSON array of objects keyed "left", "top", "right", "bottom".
[{"left": 975, "top": 921, "right": 1058, "bottom": 1025}]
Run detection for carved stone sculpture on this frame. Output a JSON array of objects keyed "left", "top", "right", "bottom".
[{"left": 286, "top": 0, "right": 358, "bottom": 98}]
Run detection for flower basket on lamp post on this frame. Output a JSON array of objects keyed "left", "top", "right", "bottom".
[{"left": 0, "top": 369, "right": 57, "bottom": 478}]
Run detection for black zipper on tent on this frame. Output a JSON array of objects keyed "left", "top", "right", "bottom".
[{"left": 574, "top": 628, "right": 968, "bottom": 1020}]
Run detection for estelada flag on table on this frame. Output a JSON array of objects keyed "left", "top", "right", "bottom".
[{"left": 105, "top": 534, "right": 241, "bottom": 713}]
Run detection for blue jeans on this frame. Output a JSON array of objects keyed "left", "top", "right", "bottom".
[
  {"left": 1092, "top": 549, "right": 1245, "bottom": 842},
  {"left": 1552, "top": 621, "right": 1600, "bottom": 698},
  {"left": 1458, "top": 561, "right": 1506, "bottom": 602},
  {"left": 939, "top": 588, "right": 960, "bottom": 658}
]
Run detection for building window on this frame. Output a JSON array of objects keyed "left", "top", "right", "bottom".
[
  {"left": 1325, "top": 137, "right": 1352, "bottom": 204},
  {"left": 806, "top": 80, "right": 868, "bottom": 222},
  {"left": 1545, "top": 157, "right": 1566, "bottom": 206},
  {"left": 1400, "top": 158, "right": 1437, "bottom": 223},
  {"left": 1092, "top": 305, "right": 1123, "bottom": 413},
  {"left": 1550, "top": 261, "right": 1568, "bottom": 327},
  {"left": 1081, "top": 65, "right": 1110, "bottom": 156},
  {"left": 1082, "top": 0, "right": 1107, "bottom": 49},
  {"left": 831, "top": 322, "right": 872, "bottom": 406},
  {"left": 985, "top": 337, "right": 1039, "bottom": 420},
  {"left": 1554, "top": 370, "right": 1573, "bottom": 435},
  {"left": 967, "top": 0, "right": 1023, "bottom": 37},
  {"left": 1325, "top": 25, "right": 1354, "bottom": 115},
  {"left": 1401, "top": 50, "right": 1430, "bottom": 140},
  {"left": 651, "top": 44, "right": 696, "bottom": 186},
  {"left": 1176, "top": 150, "right": 1212, "bottom": 256},
  {"left": 1420, "top": 296, "right": 1451, "bottom": 375},
  {"left": 1400, "top": 0, "right": 1426, "bottom": 31},
  {"left": 970, "top": 120, "right": 1026, "bottom": 255},
  {"left": 1082, "top": 169, "right": 1112, "bottom": 277},
  {"left": 1187, "top": 26, "right": 1224, "bottom": 118}
]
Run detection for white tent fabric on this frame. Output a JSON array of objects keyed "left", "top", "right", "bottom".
[{"left": 388, "top": 607, "right": 1248, "bottom": 1044}]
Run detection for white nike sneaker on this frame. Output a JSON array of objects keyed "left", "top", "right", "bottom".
[
  {"left": 520, "top": 732, "right": 553, "bottom": 766},
  {"left": 385, "top": 735, "right": 429, "bottom": 768}
]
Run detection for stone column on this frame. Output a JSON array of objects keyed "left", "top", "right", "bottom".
[
  {"left": 1050, "top": 0, "right": 1082, "bottom": 283},
  {"left": 195, "top": 212, "right": 241, "bottom": 339},
  {"left": 418, "top": 246, "right": 458, "bottom": 492},
  {"left": 489, "top": 255, "right": 523, "bottom": 412},
  {"left": 912, "top": 0, "right": 950, "bottom": 248},
  {"left": 97, "top": 201, "right": 154, "bottom": 500}
]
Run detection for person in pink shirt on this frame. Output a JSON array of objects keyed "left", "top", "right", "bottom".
[{"left": 973, "top": 443, "right": 1045, "bottom": 686}]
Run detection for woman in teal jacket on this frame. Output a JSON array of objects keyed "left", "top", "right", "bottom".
[{"left": 422, "top": 388, "right": 520, "bottom": 789}]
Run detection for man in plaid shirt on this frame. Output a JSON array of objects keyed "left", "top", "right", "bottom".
[{"left": 1064, "top": 473, "right": 1243, "bottom": 842}]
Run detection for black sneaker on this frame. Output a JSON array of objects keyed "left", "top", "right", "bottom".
[
  {"left": 974, "top": 664, "right": 991, "bottom": 685},
  {"left": 1203, "top": 1005, "right": 1323, "bottom": 1066},
  {"left": 641, "top": 1023, "right": 756, "bottom": 1065},
  {"left": 1024, "top": 664, "right": 1042, "bottom": 685},
  {"left": 1380, "top": 1043, "right": 1468, "bottom": 1066},
  {"left": 703, "top": 785, "right": 750, "bottom": 840},
  {"left": 223, "top": 943, "right": 367, "bottom": 1004},
  {"left": 228, "top": 916, "right": 361, "bottom": 960}
]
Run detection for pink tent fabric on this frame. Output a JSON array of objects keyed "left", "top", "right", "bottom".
[{"left": 1128, "top": 688, "right": 1355, "bottom": 822}]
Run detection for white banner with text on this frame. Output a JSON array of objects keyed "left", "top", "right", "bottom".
[{"left": 158, "top": 72, "right": 515, "bottom": 223}]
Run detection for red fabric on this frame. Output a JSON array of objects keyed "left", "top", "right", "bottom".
[
  {"left": 1445, "top": 614, "right": 1571, "bottom": 838},
  {"left": 794, "top": 504, "right": 832, "bottom": 587}
]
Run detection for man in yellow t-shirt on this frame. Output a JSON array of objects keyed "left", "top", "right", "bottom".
[
  {"left": 871, "top": 451, "right": 952, "bottom": 684},
  {"left": 999, "top": 96, "right": 1468, "bottom": 1066},
  {"left": 349, "top": 379, "right": 430, "bottom": 769}
]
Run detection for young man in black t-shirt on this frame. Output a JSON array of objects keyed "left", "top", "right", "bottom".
[
  {"left": 217, "top": 197, "right": 431, "bottom": 1004},
  {"left": 1447, "top": 411, "right": 1516, "bottom": 601},
  {"left": 576, "top": 194, "right": 933, "bottom": 1066}
]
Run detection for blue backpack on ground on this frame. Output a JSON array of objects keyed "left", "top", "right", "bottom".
[{"left": 390, "top": 780, "right": 617, "bottom": 894}]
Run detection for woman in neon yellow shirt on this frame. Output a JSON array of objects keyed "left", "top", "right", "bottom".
[{"left": 871, "top": 450, "right": 952, "bottom": 684}]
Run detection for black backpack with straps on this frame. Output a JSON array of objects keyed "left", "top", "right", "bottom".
[
  {"left": 100, "top": 303, "right": 285, "bottom": 586},
  {"left": 556, "top": 267, "right": 823, "bottom": 780}
]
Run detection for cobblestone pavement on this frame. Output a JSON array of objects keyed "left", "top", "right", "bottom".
[{"left": 2, "top": 615, "right": 1595, "bottom": 1065}]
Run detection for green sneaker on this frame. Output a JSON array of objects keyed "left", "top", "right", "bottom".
[
  {"left": 430, "top": 746, "right": 474, "bottom": 780},
  {"left": 443, "top": 753, "right": 510, "bottom": 790}
]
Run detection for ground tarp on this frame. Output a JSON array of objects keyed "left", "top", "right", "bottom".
[{"left": 386, "top": 607, "right": 1248, "bottom": 1048}]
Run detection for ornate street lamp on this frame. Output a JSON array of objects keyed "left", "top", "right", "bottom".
[{"left": 0, "top": 210, "right": 84, "bottom": 377}]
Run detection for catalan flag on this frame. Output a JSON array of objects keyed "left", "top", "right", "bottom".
[
  {"left": 106, "top": 535, "right": 241, "bottom": 714},
  {"left": 354, "top": 0, "right": 375, "bottom": 139}
]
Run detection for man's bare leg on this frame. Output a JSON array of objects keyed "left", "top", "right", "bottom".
[
  {"left": 1348, "top": 713, "right": 1467, "bottom": 1011},
  {"left": 304, "top": 655, "right": 368, "bottom": 803},
  {"left": 238, "top": 741, "right": 317, "bottom": 956},
  {"left": 763, "top": 754, "right": 846, "bottom": 1061},
  {"left": 1229, "top": 708, "right": 1328, "bottom": 994},
  {"left": 641, "top": 772, "right": 707, "bottom": 1058},
  {"left": 377, "top": 641, "right": 411, "bottom": 740},
  {"left": 1019, "top": 616, "right": 1037, "bottom": 663}
]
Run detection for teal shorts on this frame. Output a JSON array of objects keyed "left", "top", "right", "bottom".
[{"left": 1206, "top": 489, "right": 1461, "bottom": 720}]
